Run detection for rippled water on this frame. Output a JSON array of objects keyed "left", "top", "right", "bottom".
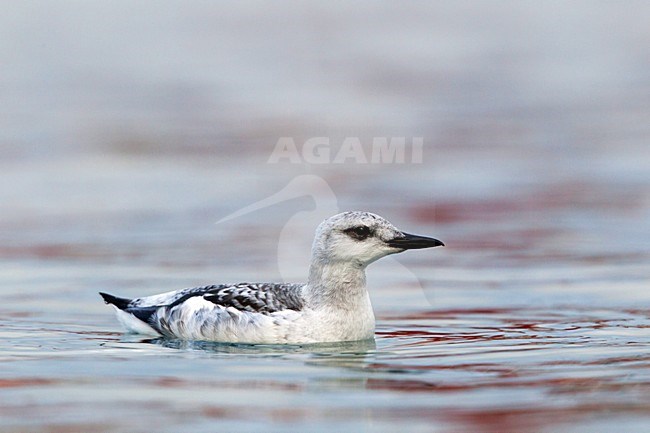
[
  {"left": 2, "top": 305, "right": 649, "bottom": 432},
  {"left": 2, "top": 2, "right": 650, "bottom": 432}
]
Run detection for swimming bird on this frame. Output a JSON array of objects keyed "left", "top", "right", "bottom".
[{"left": 100, "top": 211, "right": 444, "bottom": 344}]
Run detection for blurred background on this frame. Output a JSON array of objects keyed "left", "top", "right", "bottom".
[
  {"left": 1, "top": 2, "right": 649, "bottom": 432},
  {"left": 2, "top": 0, "right": 649, "bottom": 302}
]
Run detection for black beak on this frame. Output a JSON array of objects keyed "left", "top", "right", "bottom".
[{"left": 387, "top": 232, "right": 445, "bottom": 250}]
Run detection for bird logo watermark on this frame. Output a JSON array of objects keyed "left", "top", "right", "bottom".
[{"left": 217, "top": 175, "right": 439, "bottom": 307}]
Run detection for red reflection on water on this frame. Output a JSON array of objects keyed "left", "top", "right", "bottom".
[
  {"left": 414, "top": 199, "right": 525, "bottom": 224},
  {"left": 366, "top": 376, "right": 611, "bottom": 393},
  {"left": 0, "top": 378, "right": 53, "bottom": 388},
  {"left": 201, "top": 405, "right": 232, "bottom": 419},
  {"left": 440, "top": 406, "right": 591, "bottom": 433},
  {"left": 412, "top": 180, "right": 642, "bottom": 225},
  {"left": 381, "top": 308, "right": 515, "bottom": 321},
  {"left": 362, "top": 375, "right": 650, "bottom": 432},
  {"left": 0, "top": 243, "right": 143, "bottom": 260},
  {"left": 149, "top": 377, "right": 303, "bottom": 393},
  {"left": 375, "top": 329, "right": 504, "bottom": 346}
]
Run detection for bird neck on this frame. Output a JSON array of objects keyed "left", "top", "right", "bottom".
[{"left": 305, "top": 257, "right": 368, "bottom": 309}]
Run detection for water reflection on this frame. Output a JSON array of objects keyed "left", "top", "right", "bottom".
[
  {"left": 144, "top": 336, "right": 377, "bottom": 357},
  {"left": 1, "top": 303, "right": 649, "bottom": 433}
]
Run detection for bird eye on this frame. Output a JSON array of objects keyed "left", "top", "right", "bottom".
[{"left": 345, "top": 226, "right": 371, "bottom": 240}]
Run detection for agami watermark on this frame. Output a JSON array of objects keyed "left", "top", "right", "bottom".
[{"left": 268, "top": 137, "right": 424, "bottom": 164}]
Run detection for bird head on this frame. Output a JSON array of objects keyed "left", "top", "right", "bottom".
[{"left": 311, "top": 211, "right": 444, "bottom": 268}]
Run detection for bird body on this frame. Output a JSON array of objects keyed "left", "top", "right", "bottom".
[{"left": 101, "top": 211, "right": 443, "bottom": 344}]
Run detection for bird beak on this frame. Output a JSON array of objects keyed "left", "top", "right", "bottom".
[{"left": 387, "top": 232, "right": 445, "bottom": 249}]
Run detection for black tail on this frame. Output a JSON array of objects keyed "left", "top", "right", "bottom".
[{"left": 99, "top": 292, "right": 132, "bottom": 310}]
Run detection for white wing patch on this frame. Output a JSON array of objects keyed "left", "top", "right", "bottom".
[{"left": 113, "top": 306, "right": 161, "bottom": 336}]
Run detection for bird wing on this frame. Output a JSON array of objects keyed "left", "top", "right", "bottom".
[
  {"left": 101, "top": 282, "right": 306, "bottom": 340},
  {"left": 104, "top": 282, "right": 303, "bottom": 321},
  {"left": 201, "top": 282, "right": 305, "bottom": 314},
  {"left": 107, "top": 283, "right": 304, "bottom": 341}
]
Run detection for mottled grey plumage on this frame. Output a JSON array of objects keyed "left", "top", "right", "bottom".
[
  {"left": 201, "top": 283, "right": 305, "bottom": 313},
  {"left": 101, "top": 282, "right": 305, "bottom": 334}
]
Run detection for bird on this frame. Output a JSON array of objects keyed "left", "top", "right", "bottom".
[{"left": 100, "top": 211, "right": 444, "bottom": 344}]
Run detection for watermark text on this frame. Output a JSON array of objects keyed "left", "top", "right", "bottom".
[{"left": 268, "top": 137, "right": 424, "bottom": 164}]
